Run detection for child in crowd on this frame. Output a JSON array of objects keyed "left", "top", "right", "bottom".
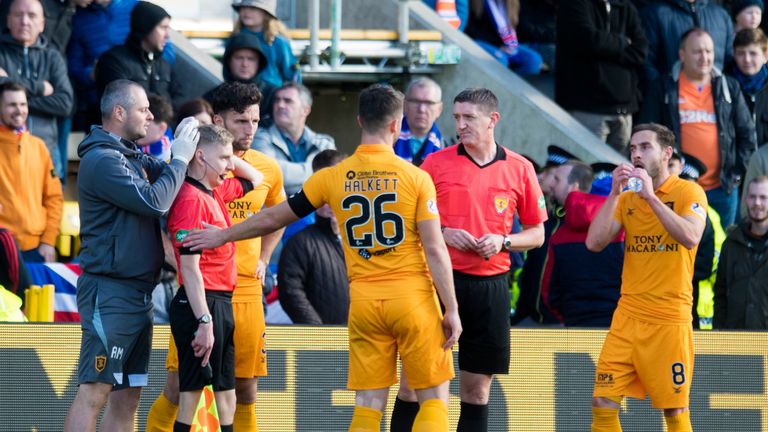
[
  {"left": 231, "top": 0, "right": 301, "bottom": 87},
  {"left": 732, "top": 0, "right": 763, "bottom": 32}
]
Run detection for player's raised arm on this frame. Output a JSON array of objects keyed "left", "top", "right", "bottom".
[
  {"left": 183, "top": 201, "right": 300, "bottom": 250},
  {"left": 417, "top": 218, "right": 462, "bottom": 350},
  {"left": 587, "top": 164, "right": 630, "bottom": 252}
]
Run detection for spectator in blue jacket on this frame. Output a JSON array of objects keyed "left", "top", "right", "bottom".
[
  {"left": 641, "top": 0, "right": 734, "bottom": 92},
  {"left": 67, "top": 0, "right": 137, "bottom": 130}
]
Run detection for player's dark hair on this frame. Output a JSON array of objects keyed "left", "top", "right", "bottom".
[
  {"left": 209, "top": 81, "right": 262, "bottom": 115},
  {"left": 453, "top": 88, "right": 498, "bottom": 114},
  {"left": 632, "top": 123, "right": 676, "bottom": 149},
  {"left": 312, "top": 149, "right": 345, "bottom": 172},
  {"left": 358, "top": 84, "right": 404, "bottom": 133}
]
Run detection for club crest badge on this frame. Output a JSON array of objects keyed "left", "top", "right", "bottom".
[{"left": 95, "top": 355, "right": 106, "bottom": 372}]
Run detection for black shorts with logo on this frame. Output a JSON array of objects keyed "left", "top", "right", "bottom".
[
  {"left": 76, "top": 273, "right": 154, "bottom": 388},
  {"left": 454, "top": 271, "right": 511, "bottom": 375},
  {"left": 170, "top": 288, "right": 235, "bottom": 392}
]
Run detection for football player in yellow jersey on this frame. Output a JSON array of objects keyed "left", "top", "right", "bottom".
[
  {"left": 185, "top": 84, "right": 462, "bottom": 432},
  {"left": 586, "top": 123, "right": 707, "bottom": 432},
  {"left": 146, "top": 82, "right": 286, "bottom": 432}
]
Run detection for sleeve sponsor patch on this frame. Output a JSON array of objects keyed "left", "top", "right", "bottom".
[
  {"left": 427, "top": 199, "right": 439, "bottom": 215},
  {"left": 538, "top": 195, "right": 546, "bottom": 209},
  {"left": 691, "top": 202, "right": 706, "bottom": 220}
]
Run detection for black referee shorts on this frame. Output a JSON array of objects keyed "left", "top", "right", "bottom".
[
  {"left": 170, "top": 288, "right": 235, "bottom": 392},
  {"left": 454, "top": 271, "right": 511, "bottom": 375}
]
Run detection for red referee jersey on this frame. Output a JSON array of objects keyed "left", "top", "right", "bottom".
[
  {"left": 421, "top": 144, "right": 547, "bottom": 276},
  {"left": 168, "top": 177, "right": 246, "bottom": 292}
]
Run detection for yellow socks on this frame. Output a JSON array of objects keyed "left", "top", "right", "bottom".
[
  {"left": 234, "top": 403, "right": 258, "bottom": 431},
  {"left": 413, "top": 399, "right": 448, "bottom": 432},
  {"left": 146, "top": 393, "right": 178, "bottom": 432},
  {"left": 665, "top": 410, "right": 692, "bottom": 432},
  {"left": 348, "top": 405, "right": 382, "bottom": 432},
  {"left": 591, "top": 407, "right": 622, "bottom": 432}
]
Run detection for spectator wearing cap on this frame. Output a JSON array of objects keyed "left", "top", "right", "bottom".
[
  {"left": 230, "top": 0, "right": 300, "bottom": 89},
  {"left": 543, "top": 165, "right": 624, "bottom": 327},
  {"left": 732, "top": 0, "right": 764, "bottom": 32},
  {"left": 555, "top": 0, "right": 647, "bottom": 152},
  {"left": 395, "top": 77, "right": 446, "bottom": 166},
  {"left": 729, "top": 28, "right": 768, "bottom": 145},
  {"left": 95, "top": 1, "right": 179, "bottom": 107},
  {"left": 678, "top": 152, "right": 723, "bottom": 328},
  {"left": 639, "top": 27, "right": 756, "bottom": 230},
  {"left": 0, "top": 0, "right": 74, "bottom": 179},
  {"left": 713, "top": 175, "right": 768, "bottom": 329},
  {"left": 514, "top": 148, "right": 581, "bottom": 326}
]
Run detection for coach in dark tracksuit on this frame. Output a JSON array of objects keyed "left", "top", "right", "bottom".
[{"left": 64, "top": 80, "right": 198, "bottom": 432}]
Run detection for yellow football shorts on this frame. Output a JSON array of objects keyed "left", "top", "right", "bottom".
[
  {"left": 593, "top": 308, "right": 694, "bottom": 409},
  {"left": 347, "top": 293, "right": 454, "bottom": 391}
]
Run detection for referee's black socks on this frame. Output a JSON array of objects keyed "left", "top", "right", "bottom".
[
  {"left": 457, "top": 401, "right": 489, "bottom": 432},
  {"left": 390, "top": 397, "right": 420, "bottom": 431}
]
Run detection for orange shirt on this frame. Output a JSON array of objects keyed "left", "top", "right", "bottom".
[
  {"left": 291, "top": 144, "right": 439, "bottom": 301},
  {"left": 678, "top": 73, "right": 720, "bottom": 190},
  {"left": 613, "top": 175, "right": 708, "bottom": 324}
]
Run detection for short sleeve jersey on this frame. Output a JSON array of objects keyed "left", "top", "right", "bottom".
[
  {"left": 227, "top": 149, "right": 286, "bottom": 298},
  {"left": 288, "top": 144, "right": 440, "bottom": 300},
  {"left": 420, "top": 144, "right": 547, "bottom": 276},
  {"left": 168, "top": 177, "right": 246, "bottom": 292},
  {"left": 613, "top": 175, "right": 708, "bottom": 324}
]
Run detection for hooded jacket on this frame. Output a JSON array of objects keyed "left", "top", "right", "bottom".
[
  {"left": 555, "top": 0, "right": 647, "bottom": 115},
  {"left": 713, "top": 221, "right": 768, "bottom": 329},
  {"left": 638, "top": 62, "right": 757, "bottom": 193},
  {"left": 542, "top": 191, "right": 624, "bottom": 327},
  {"left": 0, "top": 33, "right": 73, "bottom": 175},
  {"left": 218, "top": 32, "right": 277, "bottom": 124},
  {"left": 641, "top": 0, "right": 733, "bottom": 90},
  {"left": 76, "top": 127, "right": 186, "bottom": 289}
]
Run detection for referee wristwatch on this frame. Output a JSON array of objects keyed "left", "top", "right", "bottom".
[
  {"left": 502, "top": 235, "right": 513, "bottom": 251},
  {"left": 197, "top": 313, "right": 212, "bottom": 325}
]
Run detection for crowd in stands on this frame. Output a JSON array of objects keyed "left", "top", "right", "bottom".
[{"left": 0, "top": 0, "right": 766, "bottom": 334}]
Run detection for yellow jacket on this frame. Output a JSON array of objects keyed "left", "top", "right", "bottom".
[{"left": 0, "top": 125, "right": 63, "bottom": 250}]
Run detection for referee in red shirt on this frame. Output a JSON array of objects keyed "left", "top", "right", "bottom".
[{"left": 419, "top": 88, "right": 547, "bottom": 431}]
